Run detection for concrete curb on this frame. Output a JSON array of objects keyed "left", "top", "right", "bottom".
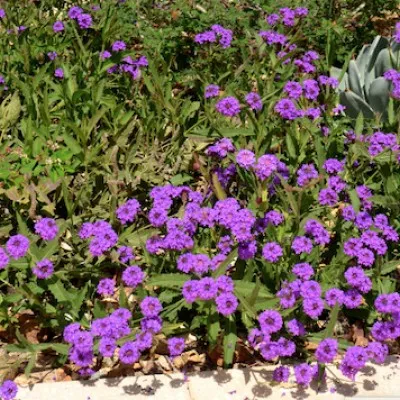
[{"left": 17, "top": 356, "right": 400, "bottom": 400}]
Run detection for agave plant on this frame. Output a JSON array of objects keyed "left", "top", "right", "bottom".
[{"left": 331, "top": 36, "right": 400, "bottom": 121}]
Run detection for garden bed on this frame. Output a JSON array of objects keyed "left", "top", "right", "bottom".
[{"left": 1, "top": 1, "right": 400, "bottom": 399}]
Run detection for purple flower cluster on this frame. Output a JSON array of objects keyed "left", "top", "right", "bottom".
[
  {"left": 342, "top": 210, "right": 398, "bottom": 268},
  {"left": 181, "top": 275, "right": 237, "bottom": 316},
  {"left": 304, "top": 219, "right": 330, "bottom": 245},
  {"left": 47, "top": 51, "right": 57, "bottom": 61},
  {"left": 274, "top": 98, "right": 302, "bottom": 120},
  {"left": 101, "top": 42, "right": 148, "bottom": 79},
  {"left": 366, "top": 131, "right": 398, "bottom": 157},
  {"left": 79, "top": 220, "right": 118, "bottom": 257},
  {"left": 384, "top": 68, "right": 400, "bottom": 99},
  {"left": 68, "top": 6, "right": 93, "bottom": 29},
  {"left": 266, "top": 7, "right": 308, "bottom": 28},
  {"left": 168, "top": 337, "right": 185, "bottom": 357},
  {"left": 54, "top": 68, "right": 64, "bottom": 79},
  {"left": 259, "top": 30, "right": 288, "bottom": 46},
  {"left": 6, "top": 234, "right": 30, "bottom": 259},
  {"left": 395, "top": 22, "right": 400, "bottom": 43},
  {"left": 97, "top": 278, "right": 115, "bottom": 296},
  {"left": 64, "top": 303, "right": 162, "bottom": 372},
  {"left": 339, "top": 346, "right": 368, "bottom": 380},
  {"left": 297, "top": 163, "right": 318, "bottom": 187},
  {"left": 276, "top": 75, "right": 337, "bottom": 120},
  {"left": 315, "top": 338, "right": 338, "bottom": 363},
  {"left": 245, "top": 92, "right": 263, "bottom": 111},
  {"left": 0, "top": 248, "right": 9, "bottom": 270},
  {"left": 116, "top": 199, "right": 141, "bottom": 225},
  {"left": 262, "top": 242, "right": 283, "bottom": 262},
  {"left": 371, "top": 293, "right": 400, "bottom": 342},
  {"left": 33, "top": 259, "right": 54, "bottom": 279},
  {"left": 122, "top": 265, "right": 145, "bottom": 288},
  {"left": 34, "top": 218, "right": 58, "bottom": 240},
  {"left": 194, "top": 24, "right": 233, "bottom": 48},
  {"left": 53, "top": 21, "right": 65, "bottom": 33},
  {"left": 215, "top": 96, "right": 241, "bottom": 117},
  {"left": 206, "top": 138, "right": 235, "bottom": 159},
  {"left": 0, "top": 380, "right": 18, "bottom": 400},
  {"left": 205, "top": 84, "right": 220, "bottom": 99}
]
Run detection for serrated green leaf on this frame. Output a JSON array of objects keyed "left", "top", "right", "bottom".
[{"left": 147, "top": 274, "right": 190, "bottom": 288}]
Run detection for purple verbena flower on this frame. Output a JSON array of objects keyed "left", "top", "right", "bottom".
[
  {"left": 291, "top": 236, "right": 313, "bottom": 254},
  {"left": 215, "top": 96, "right": 241, "bottom": 117},
  {"left": 245, "top": 92, "right": 262, "bottom": 111},
  {"left": 294, "top": 363, "right": 313, "bottom": 386},
  {"left": 97, "top": 278, "right": 115, "bottom": 296},
  {"left": 0, "top": 380, "right": 18, "bottom": 400},
  {"left": 119, "top": 341, "right": 140, "bottom": 364},
  {"left": 258, "top": 310, "right": 283, "bottom": 334},
  {"left": 0, "top": 248, "right": 9, "bottom": 270},
  {"left": 6, "top": 235, "right": 29, "bottom": 259},
  {"left": 53, "top": 21, "right": 65, "bottom": 33},
  {"left": 262, "top": 242, "right": 283, "bottom": 262},
  {"left": 116, "top": 199, "right": 141, "bottom": 224},
  {"left": 34, "top": 218, "right": 58, "bottom": 240},
  {"left": 77, "top": 13, "right": 92, "bottom": 29},
  {"left": 168, "top": 337, "right": 185, "bottom": 357},
  {"left": 215, "top": 292, "right": 238, "bottom": 316},
  {"left": 316, "top": 338, "right": 338, "bottom": 363},
  {"left": 205, "top": 84, "right": 220, "bottom": 98},
  {"left": 112, "top": 40, "right": 126, "bottom": 52},
  {"left": 140, "top": 296, "right": 162, "bottom": 317},
  {"left": 54, "top": 68, "right": 64, "bottom": 79},
  {"left": 122, "top": 265, "right": 144, "bottom": 288}
]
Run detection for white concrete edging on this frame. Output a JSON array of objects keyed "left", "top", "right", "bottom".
[{"left": 17, "top": 356, "right": 400, "bottom": 400}]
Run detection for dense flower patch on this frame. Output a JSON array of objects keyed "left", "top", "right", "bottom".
[{"left": 0, "top": 2, "right": 400, "bottom": 399}]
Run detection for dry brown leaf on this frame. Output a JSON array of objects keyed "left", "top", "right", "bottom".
[
  {"left": 139, "top": 359, "right": 155, "bottom": 374},
  {"left": 156, "top": 355, "right": 172, "bottom": 372},
  {"left": 18, "top": 312, "right": 47, "bottom": 344},
  {"left": 351, "top": 321, "right": 369, "bottom": 347},
  {"left": 305, "top": 341, "right": 319, "bottom": 351}
]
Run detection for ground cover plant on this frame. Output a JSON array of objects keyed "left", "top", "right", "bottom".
[{"left": 0, "top": 1, "right": 400, "bottom": 399}]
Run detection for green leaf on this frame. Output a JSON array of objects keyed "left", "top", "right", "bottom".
[
  {"left": 207, "top": 312, "right": 220, "bottom": 344},
  {"left": 324, "top": 303, "right": 340, "bottom": 339},
  {"left": 234, "top": 289, "right": 257, "bottom": 319},
  {"left": 16, "top": 212, "right": 30, "bottom": 237},
  {"left": 25, "top": 352, "right": 37, "bottom": 377},
  {"left": 119, "top": 283, "right": 129, "bottom": 309},
  {"left": 217, "top": 128, "right": 254, "bottom": 137},
  {"left": 63, "top": 133, "right": 82, "bottom": 155},
  {"left": 348, "top": 189, "right": 361, "bottom": 212},
  {"left": 211, "top": 173, "right": 227, "bottom": 200},
  {"left": 223, "top": 316, "right": 237, "bottom": 367},
  {"left": 212, "top": 248, "right": 238, "bottom": 278},
  {"left": 234, "top": 280, "right": 273, "bottom": 299},
  {"left": 48, "top": 281, "right": 71, "bottom": 303},
  {"left": 37, "top": 238, "right": 60, "bottom": 261},
  {"left": 119, "top": 227, "right": 159, "bottom": 247},
  {"left": 147, "top": 274, "right": 190, "bottom": 288},
  {"left": 380, "top": 261, "right": 399, "bottom": 275},
  {"left": 50, "top": 343, "right": 69, "bottom": 356},
  {"left": 354, "top": 113, "right": 364, "bottom": 136}
]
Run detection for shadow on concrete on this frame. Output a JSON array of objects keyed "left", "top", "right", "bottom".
[{"left": 72, "top": 355, "right": 400, "bottom": 399}]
